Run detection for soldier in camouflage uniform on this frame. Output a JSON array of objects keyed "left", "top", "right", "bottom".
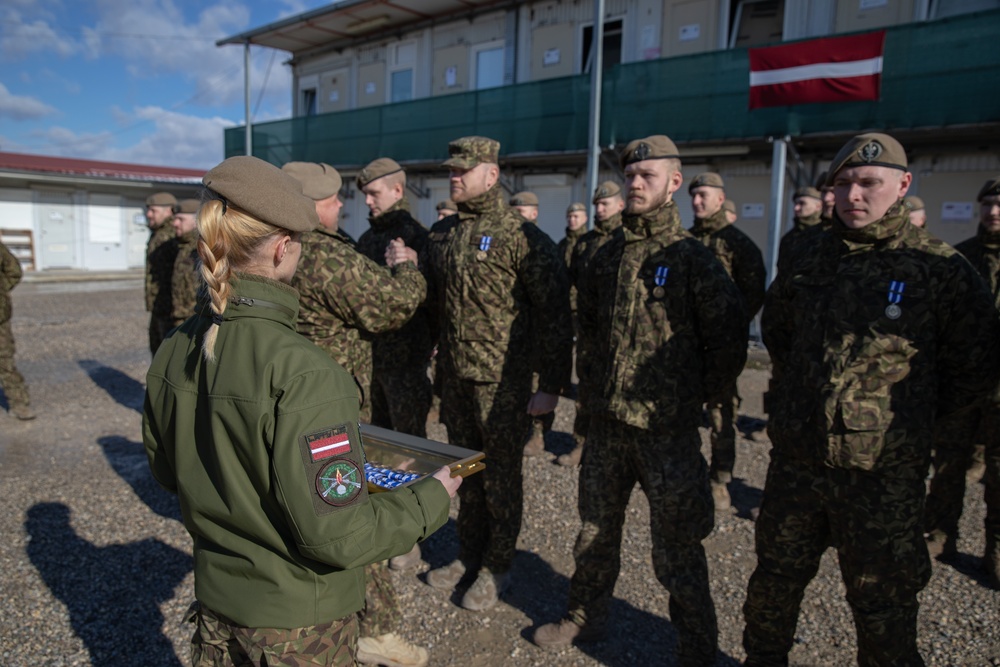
[
  {"left": 532, "top": 136, "right": 748, "bottom": 666},
  {"left": 558, "top": 182, "right": 625, "bottom": 467},
  {"left": 743, "top": 134, "right": 1000, "bottom": 666},
  {"left": 924, "top": 176, "right": 1000, "bottom": 587},
  {"left": 1, "top": 239, "right": 34, "bottom": 420},
  {"left": 145, "top": 192, "right": 179, "bottom": 354},
  {"left": 283, "top": 161, "right": 431, "bottom": 667},
  {"left": 421, "top": 136, "right": 573, "bottom": 611},
  {"left": 436, "top": 199, "right": 457, "bottom": 221},
  {"left": 776, "top": 186, "right": 827, "bottom": 276},
  {"left": 688, "top": 172, "right": 766, "bottom": 511},
  {"left": 560, "top": 202, "right": 588, "bottom": 275},
  {"left": 356, "top": 158, "right": 434, "bottom": 439},
  {"left": 903, "top": 195, "right": 928, "bottom": 229},
  {"left": 722, "top": 198, "right": 738, "bottom": 224},
  {"left": 817, "top": 171, "right": 836, "bottom": 223},
  {"left": 167, "top": 199, "right": 202, "bottom": 330}
]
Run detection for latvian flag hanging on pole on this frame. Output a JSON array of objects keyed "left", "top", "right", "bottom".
[{"left": 748, "top": 31, "right": 886, "bottom": 109}]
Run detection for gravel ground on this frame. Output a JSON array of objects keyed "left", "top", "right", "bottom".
[{"left": 1, "top": 281, "right": 998, "bottom": 667}]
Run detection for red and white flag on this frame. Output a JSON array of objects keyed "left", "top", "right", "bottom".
[{"left": 748, "top": 31, "right": 886, "bottom": 109}]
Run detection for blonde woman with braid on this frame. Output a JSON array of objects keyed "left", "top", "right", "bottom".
[{"left": 142, "top": 156, "right": 459, "bottom": 666}]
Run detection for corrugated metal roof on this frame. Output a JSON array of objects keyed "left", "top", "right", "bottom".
[{"left": 0, "top": 152, "right": 205, "bottom": 184}]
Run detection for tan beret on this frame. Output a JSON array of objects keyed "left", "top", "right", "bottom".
[
  {"left": 903, "top": 195, "right": 925, "bottom": 211},
  {"left": 689, "top": 172, "right": 725, "bottom": 193},
  {"left": 566, "top": 202, "right": 587, "bottom": 214},
  {"left": 442, "top": 136, "right": 500, "bottom": 168},
  {"left": 357, "top": 157, "right": 403, "bottom": 189},
  {"left": 204, "top": 156, "right": 319, "bottom": 233},
  {"left": 815, "top": 171, "right": 830, "bottom": 191},
  {"left": 281, "top": 162, "right": 342, "bottom": 201},
  {"left": 793, "top": 186, "right": 822, "bottom": 201},
  {"left": 436, "top": 199, "right": 457, "bottom": 211},
  {"left": 619, "top": 135, "right": 680, "bottom": 169},
  {"left": 826, "top": 133, "right": 908, "bottom": 185},
  {"left": 592, "top": 181, "right": 621, "bottom": 203},
  {"left": 177, "top": 199, "right": 201, "bottom": 215},
  {"left": 722, "top": 200, "right": 737, "bottom": 214},
  {"left": 146, "top": 192, "right": 177, "bottom": 207},
  {"left": 977, "top": 176, "right": 1000, "bottom": 202},
  {"left": 510, "top": 191, "right": 539, "bottom": 207}
]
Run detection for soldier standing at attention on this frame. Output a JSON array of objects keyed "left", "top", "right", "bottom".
[
  {"left": 903, "top": 195, "right": 928, "bottom": 228},
  {"left": 561, "top": 202, "right": 588, "bottom": 269},
  {"left": 283, "top": 161, "right": 431, "bottom": 667},
  {"left": 144, "top": 192, "right": 179, "bottom": 354},
  {"left": 688, "top": 172, "right": 766, "bottom": 511},
  {"left": 532, "top": 136, "right": 747, "bottom": 665},
  {"left": 436, "top": 199, "right": 457, "bottom": 221},
  {"left": 420, "top": 136, "right": 572, "bottom": 611},
  {"left": 742, "top": 134, "right": 1000, "bottom": 666},
  {"left": 776, "top": 186, "right": 827, "bottom": 275},
  {"left": 923, "top": 176, "right": 1000, "bottom": 588},
  {"left": 1, "top": 239, "right": 34, "bottom": 420},
  {"left": 817, "top": 171, "right": 836, "bottom": 222},
  {"left": 167, "top": 199, "right": 202, "bottom": 329},
  {"left": 559, "top": 182, "right": 626, "bottom": 467},
  {"left": 509, "top": 191, "right": 540, "bottom": 223}
]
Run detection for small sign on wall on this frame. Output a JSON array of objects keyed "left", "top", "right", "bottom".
[
  {"left": 741, "top": 203, "right": 765, "bottom": 219},
  {"left": 543, "top": 48, "right": 560, "bottom": 66},
  {"left": 860, "top": 0, "right": 888, "bottom": 9},
  {"left": 941, "top": 202, "right": 974, "bottom": 222},
  {"left": 446, "top": 66, "right": 457, "bottom": 87},
  {"left": 365, "top": 82, "right": 376, "bottom": 95},
  {"left": 680, "top": 24, "right": 701, "bottom": 42},
  {"left": 329, "top": 90, "right": 339, "bottom": 102}
]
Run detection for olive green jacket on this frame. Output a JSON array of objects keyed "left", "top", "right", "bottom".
[{"left": 143, "top": 273, "right": 450, "bottom": 629}]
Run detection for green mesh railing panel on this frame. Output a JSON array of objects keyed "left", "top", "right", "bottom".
[{"left": 225, "top": 9, "right": 1000, "bottom": 164}]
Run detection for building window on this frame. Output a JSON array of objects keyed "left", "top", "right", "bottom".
[
  {"left": 730, "top": 0, "right": 785, "bottom": 49},
  {"left": 302, "top": 88, "right": 317, "bottom": 116},
  {"left": 389, "top": 41, "right": 416, "bottom": 103},
  {"left": 581, "top": 18, "right": 623, "bottom": 73},
  {"left": 931, "top": 0, "right": 1000, "bottom": 18},
  {"left": 391, "top": 69, "right": 413, "bottom": 102},
  {"left": 473, "top": 43, "right": 505, "bottom": 89}
]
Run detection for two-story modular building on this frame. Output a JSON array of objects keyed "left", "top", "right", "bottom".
[{"left": 219, "top": 0, "right": 1000, "bottom": 253}]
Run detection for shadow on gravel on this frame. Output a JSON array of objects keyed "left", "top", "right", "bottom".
[
  {"left": 99, "top": 435, "right": 181, "bottom": 521},
  {"left": 937, "top": 552, "right": 998, "bottom": 590},
  {"left": 730, "top": 478, "right": 764, "bottom": 521},
  {"left": 79, "top": 359, "right": 145, "bottom": 413},
  {"left": 26, "top": 502, "right": 192, "bottom": 667}
]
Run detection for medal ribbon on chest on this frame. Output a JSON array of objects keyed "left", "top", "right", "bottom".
[
  {"left": 479, "top": 235, "right": 492, "bottom": 252},
  {"left": 652, "top": 265, "right": 669, "bottom": 298},
  {"left": 885, "top": 280, "right": 905, "bottom": 319}
]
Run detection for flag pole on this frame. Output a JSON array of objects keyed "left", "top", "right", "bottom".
[{"left": 766, "top": 136, "right": 788, "bottom": 287}]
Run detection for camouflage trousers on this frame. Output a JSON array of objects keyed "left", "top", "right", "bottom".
[
  {"left": 706, "top": 383, "right": 740, "bottom": 482},
  {"left": 441, "top": 373, "right": 532, "bottom": 573},
  {"left": 370, "top": 364, "right": 433, "bottom": 437},
  {"left": 981, "top": 407, "right": 1000, "bottom": 582},
  {"left": 743, "top": 457, "right": 931, "bottom": 667},
  {"left": 358, "top": 560, "right": 401, "bottom": 638},
  {"left": 924, "top": 408, "right": 982, "bottom": 543},
  {"left": 568, "top": 416, "right": 717, "bottom": 667},
  {"left": 0, "top": 317, "right": 30, "bottom": 410},
  {"left": 187, "top": 601, "right": 358, "bottom": 667}
]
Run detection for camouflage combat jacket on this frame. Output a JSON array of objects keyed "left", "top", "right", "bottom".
[
  {"left": 1, "top": 240, "right": 23, "bottom": 323},
  {"left": 356, "top": 199, "right": 434, "bottom": 373},
  {"left": 762, "top": 204, "right": 1000, "bottom": 479},
  {"left": 955, "top": 227, "right": 1000, "bottom": 403},
  {"left": 423, "top": 186, "right": 572, "bottom": 393},
  {"left": 146, "top": 221, "right": 177, "bottom": 315},
  {"left": 170, "top": 230, "right": 201, "bottom": 324},
  {"left": 293, "top": 226, "right": 427, "bottom": 387},
  {"left": 776, "top": 212, "right": 829, "bottom": 276},
  {"left": 577, "top": 201, "right": 748, "bottom": 433},
  {"left": 690, "top": 209, "right": 767, "bottom": 321},
  {"left": 558, "top": 225, "right": 586, "bottom": 312}
]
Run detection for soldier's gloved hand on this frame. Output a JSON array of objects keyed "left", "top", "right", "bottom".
[{"left": 527, "top": 391, "right": 558, "bottom": 415}]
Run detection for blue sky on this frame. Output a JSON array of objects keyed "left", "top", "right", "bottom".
[{"left": 0, "top": 0, "right": 331, "bottom": 170}]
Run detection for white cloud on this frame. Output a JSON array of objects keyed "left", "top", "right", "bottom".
[
  {"left": 0, "top": 5, "right": 81, "bottom": 61},
  {"left": 0, "top": 82, "right": 58, "bottom": 120}
]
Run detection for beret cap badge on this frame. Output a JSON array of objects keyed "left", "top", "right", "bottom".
[
  {"left": 859, "top": 141, "right": 883, "bottom": 163},
  {"left": 633, "top": 142, "right": 651, "bottom": 161}
]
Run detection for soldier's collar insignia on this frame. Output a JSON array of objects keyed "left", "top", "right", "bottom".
[
  {"left": 633, "top": 142, "right": 651, "bottom": 161},
  {"left": 859, "top": 141, "right": 883, "bottom": 163}
]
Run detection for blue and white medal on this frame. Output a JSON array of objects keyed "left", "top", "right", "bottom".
[{"left": 885, "top": 280, "right": 904, "bottom": 319}]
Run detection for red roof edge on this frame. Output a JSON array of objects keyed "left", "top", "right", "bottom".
[{"left": 0, "top": 151, "right": 206, "bottom": 183}]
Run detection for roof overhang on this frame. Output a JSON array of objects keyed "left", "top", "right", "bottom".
[{"left": 217, "top": 0, "right": 515, "bottom": 57}]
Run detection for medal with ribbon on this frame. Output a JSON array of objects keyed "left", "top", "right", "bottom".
[
  {"left": 652, "top": 265, "right": 668, "bottom": 298},
  {"left": 885, "top": 280, "right": 904, "bottom": 319},
  {"left": 476, "top": 235, "right": 492, "bottom": 261}
]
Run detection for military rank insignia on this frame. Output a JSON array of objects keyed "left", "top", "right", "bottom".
[
  {"left": 315, "top": 459, "right": 363, "bottom": 506},
  {"left": 885, "top": 280, "right": 905, "bottom": 319}
]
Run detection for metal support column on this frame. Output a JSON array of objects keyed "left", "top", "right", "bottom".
[
  {"left": 244, "top": 41, "right": 253, "bottom": 157},
  {"left": 766, "top": 137, "right": 788, "bottom": 286},
  {"left": 584, "top": 0, "right": 605, "bottom": 230}
]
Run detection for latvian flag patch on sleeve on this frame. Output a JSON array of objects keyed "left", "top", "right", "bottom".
[{"left": 305, "top": 425, "right": 352, "bottom": 462}]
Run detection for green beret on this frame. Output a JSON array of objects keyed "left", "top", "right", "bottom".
[
  {"left": 722, "top": 200, "right": 737, "bottom": 214},
  {"left": 510, "top": 191, "right": 539, "bottom": 207},
  {"left": 592, "top": 180, "right": 621, "bottom": 203},
  {"left": 281, "top": 162, "right": 342, "bottom": 201},
  {"left": 903, "top": 195, "right": 925, "bottom": 211},
  {"left": 793, "top": 186, "right": 822, "bottom": 201},
  {"left": 177, "top": 199, "right": 201, "bottom": 215},
  {"left": 146, "top": 192, "right": 177, "bottom": 207},
  {"left": 204, "top": 156, "right": 318, "bottom": 233},
  {"left": 977, "top": 176, "right": 1000, "bottom": 202},
  {"left": 826, "top": 133, "right": 908, "bottom": 184},
  {"left": 436, "top": 199, "right": 457, "bottom": 211},
  {"left": 619, "top": 135, "right": 680, "bottom": 169},
  {"left": 689, "top": 172, "right": 725, "bottom": 193},
  {"left": 566, "top": 202, "right": 587, "bottom": 214},
  {"left": 357, "top": 157, "right": 403, "bottom": 189},
  {"left": 442, "top": 136, "right": 500, "bottom": 168}
]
